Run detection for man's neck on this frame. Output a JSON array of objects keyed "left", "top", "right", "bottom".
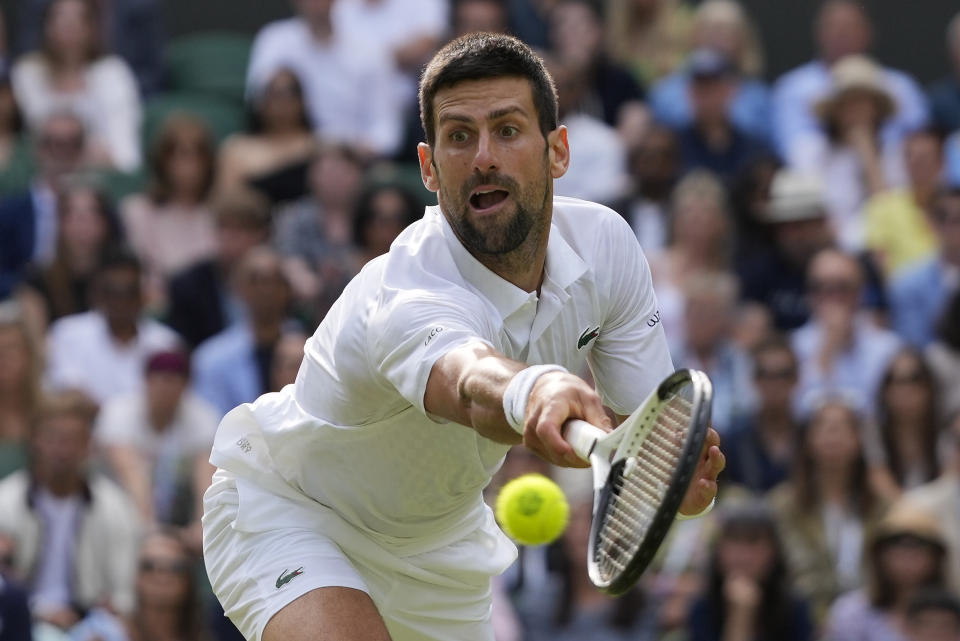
[
  {"left": 147, "top": 405, "right": 177, "bottom": 433},
  {"left": 41, "top": 477, "right": 84, "bottom": 499},
  {"left": 108, "top": 319, "right": 138, "bottom": 344},
  {"left": 252, "top": 318, "right": 283, "bottom": 347}
]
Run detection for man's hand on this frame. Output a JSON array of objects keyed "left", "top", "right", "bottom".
[
  {"left": 678, "top": 427, "right": 724, "bottom": 516},
  {"left": 523, "top": 370, "right": 612, "bottom": 468}
]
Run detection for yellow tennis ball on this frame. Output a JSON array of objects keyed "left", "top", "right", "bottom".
[{"left": 495, "top": 473, "right": 569, "bottom": 546}]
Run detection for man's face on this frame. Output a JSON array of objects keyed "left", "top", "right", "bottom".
[
  {"left": 97, "top": 266, "right": 142, "bottom": 328},
  {"left": 817, "top": 2, "right": 871, "bottom": 63},
  {"left": 454, "top": 0, "right": 508, "bottom": 37},
  {"left": 905, "top": 134, "right": 942, "bottom": 188},
  {"left": 418, "top": 77, "right": 569, "bottom": 259},
  {"left": 33, "top": 415, "right": 89, "bottom": 486},
  {"left": 146, "top": 371, "right": 187, "bottom": 417},
  {"left": 293, "top": 0, "right": 334, "bottom": 24},
  {"left": 807, "top": 250, "right": 862, "bottom": 318},
  {"left": 752, "top": 347, "right": 797, "bottom": 411},
  {"left": 36, "top": 115, "right": 85, "bottom": 180},
  {"left": 690, "top": 76, "right": 735, "bottom": 125}
]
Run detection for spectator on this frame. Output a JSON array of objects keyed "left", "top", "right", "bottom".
[
  {"left": 772, "top": 0, "right": 928, "bottom": 167},
  {"left": 547, "top": 0, "right": 645, "bottom": 130},
  {"left": 121, "top": 114, "right": 218, "bottom": 311},
  {"left": 18, "top": 180, "right": 123, "bottom": 332},
  {"left": 503, "top": 0, "right": 553, "bottom": 49},
  {"left": 870, "top": 349, "right": 942, "bottom": 500},
  {"left": 523, "top": 496, "right": 648, "bottom": 641},
  {"left": 825, "top": 501, "right": 949, "bottom": 641},
  {"left": 672, "top": 271, "right": 754, "bottom": 435},
  {"left": 0, "top": 544, "right": 33, "bottom": 641},
  {"left": 612, "top": 123, "right": 680, "bottom": 252},
  {"left": 351, "top": 181, "right": 423, "bottom": 268},
  {"left": 728, "top": 152, "right": 780, "bottom": 263},
  {"left": 649, "top": 170, "right": 732, "bottom": 347},
  {"left": 0, "top": 71, "right": 31, "bottom": 196},
  {"left": 0, "top": 302, "right": 40, "bottom": 479},
  {"left": 45, "top": 248, "right": 182, "bottom": 404},
  {"left": 0, "top": 112, "right": 88, "bottom": 298},
  {"left": 95, "top": 351, "right": 218, "bottom": 553},
  {"left": 164, "top": 189, "right": 272, "bottom": 349},
  {"left": 798, "top": 55, "right": 906, "bottom": 251},
  {"left": 606, "top": 0, "right": 694, "bottom": 87},
  {"left": 738, "top": 169, "right": 834, "bottom": 331},
  {"left": 192, "top": 247, "right": 296, "bottom": 418},
  {"left": 215, "top": 68, "right": 317, "bottom": 199},
  {"left": 721, "top": 335, "right": 800, "bottom": 494},
  {"left": 128, "top": 529, "right": 203, "bottom": 641},
  {"left": 548, "top": 55, "right": 629, "bottom": 204},
  {"left": 274, "top": 144, "right": 365, "bottom": 318},
  {"left": 0, "top": 390, "right": 139, "bottom": 634},
  {"left": 650, "top": 0, "right": 771, "bottom": 143},
  {"left": 674, "top": 48, "right": 769, "bottom": 184},
  {"left": 246, "top": 0, "right": 403, "bottom": 158},
  {"left": 453, "top": 0, "right": 509, "bottom": 37},
  {"left": 332, "top": 0, "right": 449, "bottom": 87},
  {"left": 685, "top": 505, "right": 813, "bottom": 641},
  {"left": 767, "top": 397, "right": 887, "bottom": 623},
  {"left": 906, "top": 412, "right": 960, "bottom": 595},
  {"left": 11, "top": 0, "right": 142, "bottom": 171},
  {"left": 865, "top": 127, "right": 943, "bottom": 277},
  {"left": 269, "top": 330, "right": 307, "bottom": 393},
  {"left": 905, "top": 589, "right": 960, "bottom": 641},
  {"left": 928, "top": 12, "right": 960, "bottom": 134},
  {"left": 889, "top": 187, "right": 960, "bottom": 348},
  {"left": 926, "top": 291, "right": 960, "bottom": 424},
  {"left": 791, "top": 248, "right": 900, "bottom": 417},
  {"left": 15, "top": 0, "right": 164, "bottom": 96}
]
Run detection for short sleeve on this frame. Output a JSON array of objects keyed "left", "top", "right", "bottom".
[
  {"left": 367, "top": 288, "right": 498, "bottom": 415},
  {"left": 587, "top": 216, "right": 674, "bottom": 415}
]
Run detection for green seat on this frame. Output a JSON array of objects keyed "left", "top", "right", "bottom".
[
  {"left": 165, "top": 32, "right": 253, "bottom": 104},
  {"left": 142, "top": 92, "right": 246, "bottom": 151}
]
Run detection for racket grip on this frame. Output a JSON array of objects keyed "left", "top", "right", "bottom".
[{"left": 564, "top": 419, "right": 606, "bottom": 461}]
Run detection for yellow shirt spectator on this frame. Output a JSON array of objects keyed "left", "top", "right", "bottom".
[{"left": 864, "top": 189, "right": 937, "bottom": 275}]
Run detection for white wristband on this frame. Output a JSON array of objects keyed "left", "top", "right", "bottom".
[
  {"left": 675, "top": 497, "right": 716, "bottom": 521},
  {"left": 502, "top": 365, "right": 569, "bottom": 434}
]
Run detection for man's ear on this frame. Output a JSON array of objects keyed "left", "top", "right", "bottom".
[
  {"left": 418, "top": 142, "right": 440, "bottom": 192},
  {"left": 547, "top": 125, "right": 570, "bottom": 180}
]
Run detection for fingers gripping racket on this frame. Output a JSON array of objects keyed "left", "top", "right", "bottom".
[{"left": 564, "top": 369, "right": 713, "bottom": 596}]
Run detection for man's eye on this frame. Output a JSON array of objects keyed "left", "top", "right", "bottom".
[
  {"left": 450, "top": 131, "right": 469, "bottom": 143},
  {"left": 501, "top": 126, "right": 518, "bottom": 137}
]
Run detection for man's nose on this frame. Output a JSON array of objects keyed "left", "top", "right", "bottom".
[{"left": 472, "top": 131, "right": 498, "bottom": 173}]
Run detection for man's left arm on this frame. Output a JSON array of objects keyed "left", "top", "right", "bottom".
[{"left": 589, "top": 214, "right": 723, "bottom": 516}]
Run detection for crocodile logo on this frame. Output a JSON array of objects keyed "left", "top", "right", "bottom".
[
  {"left": 276, "top": 567, "right": 304, "bottom": 589},
  {"left": 577, "top": 326, "right": 600, "bottom": 349}
]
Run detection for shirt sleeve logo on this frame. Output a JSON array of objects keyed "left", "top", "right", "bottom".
[{"left": 424, "top": 326, "right": 444, "bottom": 346}]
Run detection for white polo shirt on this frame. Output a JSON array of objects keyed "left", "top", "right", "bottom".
[{"left": 210, "top": 196, "right": 672, "bottom": 559}]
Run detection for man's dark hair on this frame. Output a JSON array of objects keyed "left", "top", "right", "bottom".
[
  {"left": 96, "top": 245, "right": 143, "bottom": 278},
  {"left": 418, "top": 32, "right": 558, "bottom": 147}
]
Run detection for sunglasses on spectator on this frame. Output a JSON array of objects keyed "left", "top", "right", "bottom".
[
  {"left": 886, "top": 371, "right": 926, "bottom": 386},
  {"left": 755, "top": 367, "right": 796, "bottom": 380},
  {"left": 139, "top": 558, "right": 191, "bottom": 575},
  {"left": 808, "top": 279, "right": 858, "bottom": 296},
  {"left": 100, "top": 283, "right": 140, "bottom": 299}
]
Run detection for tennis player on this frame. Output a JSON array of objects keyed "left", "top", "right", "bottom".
[{"left": 202, "top": 33, "right": 724, "bottom": 641}]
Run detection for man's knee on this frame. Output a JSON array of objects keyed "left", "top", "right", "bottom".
[{"left": 261, "top": 586, "right": 392, "bottom": 641}]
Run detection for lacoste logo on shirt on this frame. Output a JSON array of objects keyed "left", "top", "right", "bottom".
[
  {"left": 577, "top": 326, "right": 600, "bottom": 349},
  {"left": 276, "top": 567, "right": 304, "bottom": 589}
]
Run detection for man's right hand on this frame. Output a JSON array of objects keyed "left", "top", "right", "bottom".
[{"left": 522, "top": 370, "right": 612, "bottom": 468}]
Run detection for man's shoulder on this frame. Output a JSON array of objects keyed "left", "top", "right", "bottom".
[
  {"left": 551, "top": 196, "right": 637, "bottom": 255},
  {"left": 48, "top": 310, "right": 100, "bottom": 340}
]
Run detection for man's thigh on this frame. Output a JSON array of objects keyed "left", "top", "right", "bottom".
[{"left": 262, "top": 587, "right": 392, "bottom": 641}]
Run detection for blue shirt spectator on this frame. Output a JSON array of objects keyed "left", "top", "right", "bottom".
[{"left": 651, "top": 72, "right": 770, "bottom": 142}]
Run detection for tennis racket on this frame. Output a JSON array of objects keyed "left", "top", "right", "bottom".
[{"left": 563, "top": 368, "right": 713, "bottom": 595}]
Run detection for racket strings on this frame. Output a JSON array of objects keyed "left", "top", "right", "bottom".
[{"left": 594, "top": 393, "right": 694, "bottom": 581}]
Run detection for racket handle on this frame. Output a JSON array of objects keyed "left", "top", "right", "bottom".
[{"left": 564, "top": 419, "right": 606, "bottom": 461}]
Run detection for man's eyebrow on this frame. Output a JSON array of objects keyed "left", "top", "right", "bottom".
[
  {"left": 488, "top": 106, "right": 527, "bottom": 121},
  {"left": 437, "top": 112, "right": 473, "bottom": 125}
]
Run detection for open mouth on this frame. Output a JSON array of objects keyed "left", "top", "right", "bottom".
[{"left": 469, "top": 188, "right": 509, "bottom": 211}]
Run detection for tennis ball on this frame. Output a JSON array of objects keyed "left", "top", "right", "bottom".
[{"left": 495, "top": 473, "right": 569, "bottom": 546}]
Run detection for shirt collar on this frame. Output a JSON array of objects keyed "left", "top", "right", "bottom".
[{"left": 433, "top": 205, "right": 589, "bottom": 319}]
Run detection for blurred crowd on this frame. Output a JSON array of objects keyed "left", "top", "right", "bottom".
[{"left": 0, "top": 0, "right": 959, "bottom": 639}]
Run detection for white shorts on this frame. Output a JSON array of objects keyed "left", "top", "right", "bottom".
[{"left": 202, "top": 468, "right": 507, "bottom": 641}]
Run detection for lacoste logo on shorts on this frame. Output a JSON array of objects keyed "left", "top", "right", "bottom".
[
  {"left": 577, "top": 326, "right": 600, "bottom": 349},
  {"left": 276, "top": 567, "right": 304, "bottom": 589}
]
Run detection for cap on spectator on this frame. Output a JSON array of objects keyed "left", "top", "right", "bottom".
[
  {"left": 871, "top": 501, "right": 946, "bottom": 551},
  {"left": 765, "top": 170, "right": 826, "bottom": 223},
  {"left": 815, "top": 54, "right": 896, "bottom": 123},
  {"left": 688, "top": 47, "right": 736, "bottom": 80},
  {"left": 146, "top": 350, "right": 190, "bottom": 377}
]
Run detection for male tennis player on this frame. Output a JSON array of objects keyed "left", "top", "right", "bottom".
[{"left": 203, "top": 33, "right": 724, "bottom": 641}]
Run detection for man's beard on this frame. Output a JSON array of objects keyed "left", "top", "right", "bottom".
[{"left": 439, "top": 166, "right": 551, "bottom": 257}]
